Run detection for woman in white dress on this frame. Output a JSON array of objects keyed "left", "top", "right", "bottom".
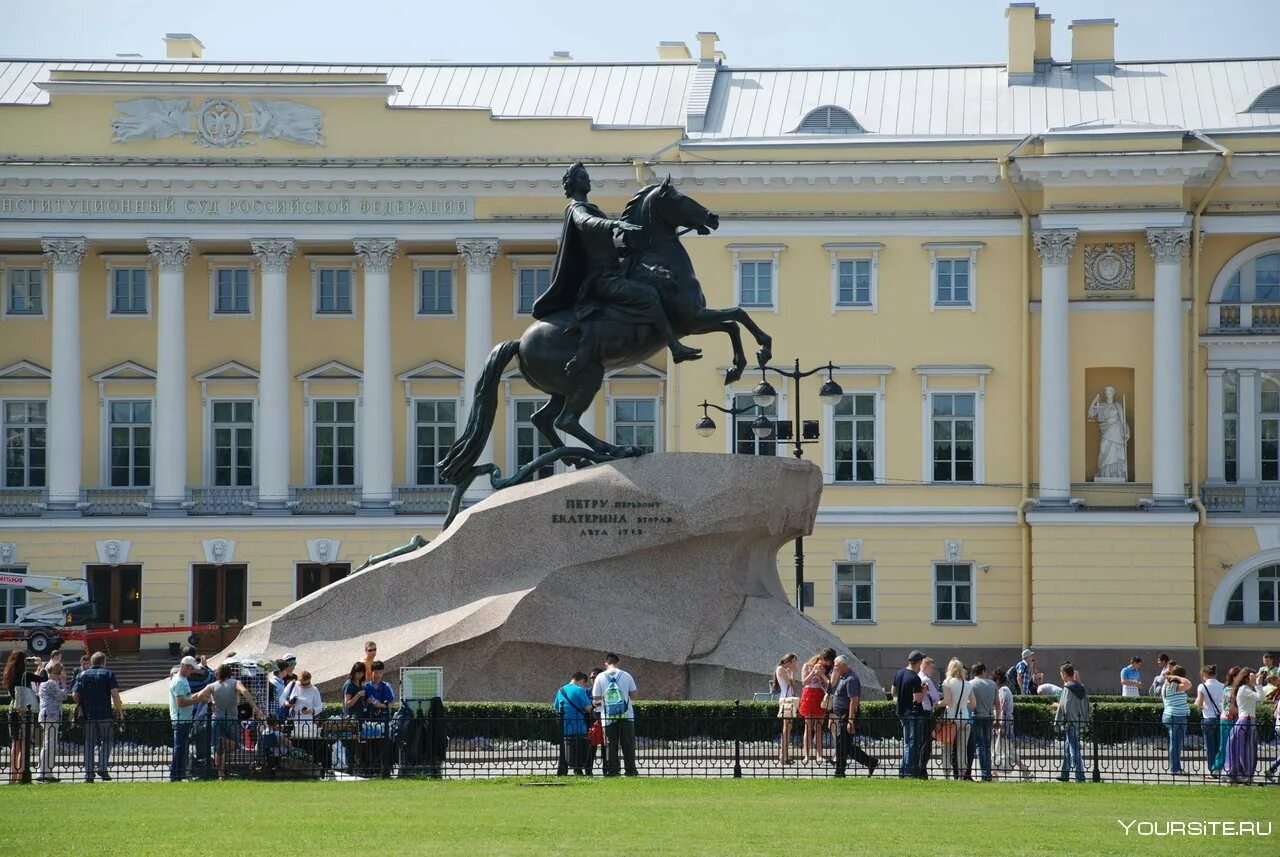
[
  {"left": 774, "top": 653, "right": 799, "bottom": 764},
  {"left": 940, "top": 658, "right": 975, "bottom": 780}
]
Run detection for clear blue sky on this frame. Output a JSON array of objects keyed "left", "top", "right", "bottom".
[{"left": 2, "top": 0, "right": 1277, "bottom": 66}]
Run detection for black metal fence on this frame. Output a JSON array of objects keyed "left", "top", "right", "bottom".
[{"left": 4, "top": 705, "right": 1278, "bottom": 784}]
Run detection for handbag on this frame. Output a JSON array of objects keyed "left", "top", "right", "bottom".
[
  {"left": 933, "top": 679, "right": 965, "bottom": 742},
  {"left": 586, "top": 719, "right": 604, "bottom": 747},
  {"left": 820, "top": 692, "right": 833, "bottom": 712}
]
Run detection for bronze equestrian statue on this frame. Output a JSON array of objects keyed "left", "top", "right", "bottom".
[{"left": 439, "top": 162, "right": 773, "bottom": 525}]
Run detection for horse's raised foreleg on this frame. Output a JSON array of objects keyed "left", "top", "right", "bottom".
[
  {"left": 687, "top": 318, "right": 747, "bottom": 383},
  {"left": 552, "top": 369, "right": 641, "bottom": 458},
  {"left": 529, "top": 395, "right": 568, "bottom": 452},
  {"left": 691, "top": 307, "right": 773, "bottom": 371}
]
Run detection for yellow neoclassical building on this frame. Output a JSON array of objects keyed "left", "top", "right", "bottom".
[{"left": 1, "top": 8, "right": 1278, "bottom": 683}]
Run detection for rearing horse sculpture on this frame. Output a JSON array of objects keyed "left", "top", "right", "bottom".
[{"left": 439, "top": 176, "right": 772, "bottom": 526}]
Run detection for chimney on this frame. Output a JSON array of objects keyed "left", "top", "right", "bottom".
[
  {"left": 1069, "top": 18, "right": 1116, "bottom": 70},
  {"left": 696, "top": 31, "right": 719, "bottom": 65},
  {"left": 1005, "top": 3, "right": 1037, "bottom": 84},
  {"left": 657, "top": 41, "right": 692, "bottom": 60},
  {"left": 164, "top": 33, "right": 204, "bottom": 59},
  {"left": 550, "top": 51, "right": 573, "bottom": 62},
  {"left": 1034, "top": 12, "right": 1053, "bottom": 69}
]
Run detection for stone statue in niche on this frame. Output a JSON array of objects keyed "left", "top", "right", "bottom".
[{"left": 1088, "top": 386, "right": 1131, "bottom": 482}]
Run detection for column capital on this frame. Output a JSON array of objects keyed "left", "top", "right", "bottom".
[
  {"left": 146, "top": 238, "right": 192, "bottom": 272},
  {"left": 41, "top": 237, "right": 88, "bottom": 272},
  {"left": 250, "top": 238, "right": 297, "bottom": 273},
  {"left": 1032, "top": 229, "right": 1078, "bottom": 266},
  {"left": 456, "top": 238, "right": 501, "bottom": 273},
  {"left": 354, "top": 238, "right": 398, "bottom": 274},
  {"left": 1145, "top": 228, "right": 1191, "bottom": 264}
]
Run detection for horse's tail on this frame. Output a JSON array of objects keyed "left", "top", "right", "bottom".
[{"left": 439, "top": 339, "right": 520, "bottom": 484}]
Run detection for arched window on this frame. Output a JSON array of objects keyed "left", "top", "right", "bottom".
[
  {"left": 1246, "top": 85, "right": 1280, "bottom": 113},
  {"left": 793, "top": 106, "right": 864, "bottom": 134},
  {"left": 1212, "top": 244, "right": 1280, "bottom": 331},
  {"left": 1224, "top": 563, "right": 1280, "bottom": 625}
]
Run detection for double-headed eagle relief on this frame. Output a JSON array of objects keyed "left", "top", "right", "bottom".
[{"left": 111, "top": 98, "right": 325, "bottom": 147}]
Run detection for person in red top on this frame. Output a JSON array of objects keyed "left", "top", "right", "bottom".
[{"left": 798, "top": 648, "right": 835, "bottom": 764}]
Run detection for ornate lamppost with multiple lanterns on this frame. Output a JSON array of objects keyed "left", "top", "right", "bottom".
[{"left": 696, "top": 359, "right": 844, "bottom": 613}]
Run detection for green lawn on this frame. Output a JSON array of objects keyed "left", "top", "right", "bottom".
[{"left": 1, "top": 778, "right": 1272, "bottom": 855}]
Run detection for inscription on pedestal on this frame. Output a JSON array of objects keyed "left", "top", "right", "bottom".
[{"left": 551, "top": 498, "right": 675, "bottom": 537}]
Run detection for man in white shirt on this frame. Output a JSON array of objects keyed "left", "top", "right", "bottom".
[
  {"left": 917, "top": 657, "right": 941, "bottom": 779},
  {"left": 591, "top": 653, "right": 638, "bottom": 777},
  {"left": 1194, "top": 664, "right": 1226, "bottom": 777}
]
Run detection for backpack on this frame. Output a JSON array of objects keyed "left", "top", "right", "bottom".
[{"left": 603, "top": 674, "right": 629, "bottom": 718}]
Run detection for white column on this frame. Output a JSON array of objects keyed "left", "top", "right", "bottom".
[
  {"left": 1033, "top": 229, "right": 1077, "bottom": 504},
  {"left": 1205, "top": 369, "right": 1225, "bottom": 483},
  {"left": 457, "top": 238, "right": 500, "bottom": 500},
  {"left": 1147, "top": 228, "right": 1190, "bottom": 504},
  {"left": 147, "top": 239, "right": 192, "bottom": 515},
  {"left": 251, "top": 239, "right": 296, "bottom": 513},
  {"left": 354, "top": 239, "right": 397, "bottom": 513},
  {"left": 1238, "top": 369, "right": 1259, "bottom": 483},
  {"left": 41, "top": 238, "right": 87, "bottom": 514}
]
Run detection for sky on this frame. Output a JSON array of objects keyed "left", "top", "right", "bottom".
[{"left": 1, "top": 0, "right": 1278, "bottom": 67}]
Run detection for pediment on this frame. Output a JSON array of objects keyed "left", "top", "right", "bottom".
[
  {"left": 297, "top": 360, "right": 362, "bottom": 381},
  {"left": 90, "top": 360, "right": 156, "bottom": 382},
  {"left": 194, "top": 360, "right": 259, "bottom": 381},
  {"left": 397, "top": 359, "right": 464, "bottom": 381},
  {"left": 0, "top": 360, "right": 52, "bottom": 381}
]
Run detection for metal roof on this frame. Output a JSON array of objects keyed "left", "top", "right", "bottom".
[{"left": 1, "top": 56, "right": 1278, "bottom": 137}]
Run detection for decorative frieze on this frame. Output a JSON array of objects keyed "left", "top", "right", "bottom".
[
  {"left": 111, "top": 98, "right": 325, "bottom": 147},
  {"left": 1083, "top": 243, "right": 1135, "bottom": 293},
  {"left": 1032, "top": 229, "right": 1078, "bottom": 267}
]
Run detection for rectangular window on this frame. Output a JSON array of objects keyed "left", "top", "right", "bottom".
[
  {"left": 612, "top": 398, "right": 657, "bottom": 454},
  {"left": 111, "top": 268, "right": 148, "bottom": 314},
  {"left": 6, "top": 268, "right": 43, "bottom": 315},
  {"left": 418, "top": 268, "right": 454, "bottom": 315},
  {"left": 834, "top": 562, "right": 874, "bottom": 622},
  {"left": 296, "top": 563, "right": 350, "bottom": 600},
  {"left": 1259, "top": 569, "right": 1278, "bottom": 624},
  {"left": 931, "top": 393, "right": 975, "bottom": 483},
  {"left": 934, "top": 563, "right": 974, "bottom": 623},
  {"left": 108, "top": 400, "right": 151, "bottom": 488},
  {"left": 935, "top": 258, "right": 971, "bottom": 306},
  {"left": 316, "top": 268, "right": 353, "bottom": 315},
  {"left": 211, "top": 401, "right": 254, "bottom": 487},
  {"left": 738, "top": 260, "right": 774, "bottom": 308},
  {"left": 214, "top": 268, "right": 251, "bottom": 314},
  {"left": 313, "top": 400, "right": 356, "bottom": 486},
  {"left": 4, "top": 401, "right": 46, "bottom": 488},
  {"left": 836, "top": 259, "right": 872, "bottom": 306},
  {"left": 514, "top": 398, "right": 555, "bottom": 480},
  {"left": 1263, "top": 381, "right": 1279, "bottom": 483},
  {"left": 517, "top": 267, "right": 551, "bottom": 315},
  {"left": 1224, "top": 371, "right": 1238, "bottom": 484},
  {"left": 833, "top": 394, "right": 875, "bottom": 482},
  {"left": 0, "top": 573, "right": 29, "bottom": 624},
  {"left": 414, "top": 399, "right": 457, "bottom": 486},
  {"left": 732, "top": 393, "right": 777, "bottom": 456}
]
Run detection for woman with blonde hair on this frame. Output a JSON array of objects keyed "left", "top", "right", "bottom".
[
  {"left": 798, "top": 648, "right": 835, "bottom": 763},
  {"left": 939, "top": 658, "right": 974, "bottom": 780},
  {"left": 774, "top": 653, "right": 799, "bottom": 764}
]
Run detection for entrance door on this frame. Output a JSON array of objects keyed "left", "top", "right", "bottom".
[
  {"left": 87, "top": 564, "right": 142, "bottom": 654},
  {"left": 191, "top": 564, "right": 247, "bottom": 653},
  {"left": 296, "top": 563, "right": 350, "bottom": 600}
]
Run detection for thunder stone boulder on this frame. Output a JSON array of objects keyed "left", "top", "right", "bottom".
[{"left": 127, "top": 453, "right": 880, "bottom": 702}]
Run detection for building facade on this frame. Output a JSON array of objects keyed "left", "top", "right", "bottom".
[{"left": 1, "top": 10, "right": 1278, "bottom": 681}]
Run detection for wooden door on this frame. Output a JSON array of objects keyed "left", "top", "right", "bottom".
[
  {"left": 87, "top": 564, "right": 142, "bottom": 654},
  {"left": 191, "top": 564, "right": 247, "bottom": 653},
  {"left": 295, "top": 563, "right": 350, "bottom": 600}
]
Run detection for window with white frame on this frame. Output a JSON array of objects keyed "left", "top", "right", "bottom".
[
  {"left": 513, "top": 398, "right": 555, "bottom": 480},
  {"left": 110, "top": 267, "right": 149, "bottom": 315},
  {"left": 213, "top": 267, "right": 251, "bottom": 315},
  {"left": 732, "top": 393, "right": 777, "bottom": 456},
  {"left": 935, "top": 258, "right": 971, "bottom": 306},
  {"left": 930, "top": 393, "right": 976, "bottom": 483},
  {"left": 1264, "top": 376, "right": 1279, "bottom": 482},
  {"left": 1223, "top": 253, "right": 1280, "bottom": 303},
  {"left": 414, "top": 399, "right": 457, "bottom": 486},
  {"left": 612, "top": 398, "right": 657, "bottom": 454},
  {"left": 107, "top": 400, "right": 151, "bottom": 487},
  {"left": 312, "top": 400, "right": 356, "bottom": 486},
  {"left": 1223, "top": 371, "right": 1238, "bottom": 483},
  {"left": 836, "top": 259, "right": 872, "bottom": 307},
  {"left": 834, "top": 562, "right": 874, "bottom": 622},
  {"left": 516, "top": 267, "right": 551, "bottom": 315},
  {"left": 418, "top": 268, "right": 454, "bottom": 316},
  {"left": 925, "top": 243, "right": 982, "bottom": 311},
  {"left": 833, "top": 394, "right": 875, "bottom": 483},
  {"left": 315, "top": 267, "right": 354, "bottom": 315},
  {"left": 211, "top": 401, "right": 254, "bottom": 487},
  {"left": 738, "top": 260, "right": 774, "bottom": 308},
  {"left": 6, "top": 267, "right": 44, "bottom": 316},
  {"left": 934, "top": 563, "right": 974, "bottom": 623},
  {"left": 3, "top": 401, "right": 46, "bottom": 488},
  {"left": 0, "top": 574, "right": 28, "bottom": 624},
  {"left": 1225, "top": 564, "right": 1280, "bottom": 625}
]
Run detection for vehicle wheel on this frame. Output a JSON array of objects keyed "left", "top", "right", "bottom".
[
  {"left": 27, "top": 631, "right": 55, "bottom": 655},
  {"left": 187, "top": 633, "right": 200, "bottom": 646}
]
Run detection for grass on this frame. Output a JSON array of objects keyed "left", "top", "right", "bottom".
[{"left": 1, "top": 778, "right": 1274, "bottom": 855}]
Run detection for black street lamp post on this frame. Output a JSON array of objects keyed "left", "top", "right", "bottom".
[{"left": 697, "top": 360, "right": 844, "bottom": 613}]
